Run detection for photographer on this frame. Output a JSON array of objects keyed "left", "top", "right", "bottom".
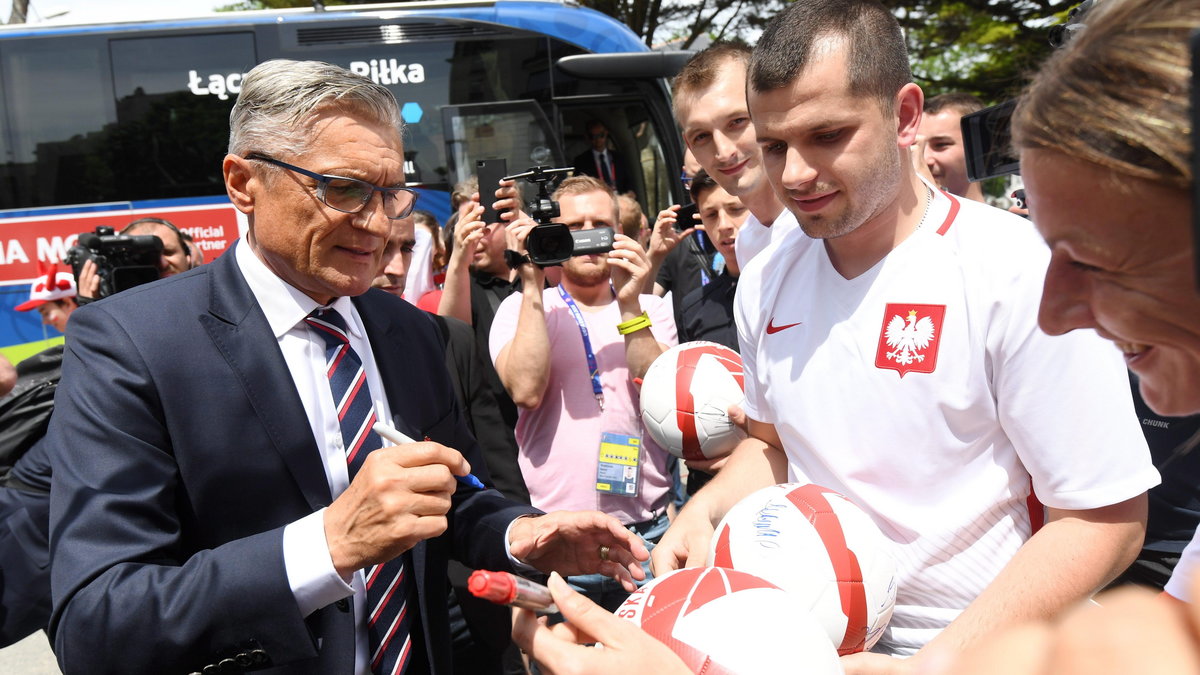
[
  {"left": 73, "top": 217, "right": 192, "bottom": 302},
  {"left": 490, "top": 175, "right": 678, "bottom": 612}
]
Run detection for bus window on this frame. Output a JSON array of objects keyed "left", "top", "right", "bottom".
[
  {"left": 442, "top": 101, "right": 561, "bottom": 191},
  {"left": 1, "top": 36, "right": 113, "bottom": 209},
  {"left": 109, "top": 33, "right": 257, "bottom": 201},
  {"left": 562, "top": 101, "right": 673, "bottom": 212},
  {"left": 273, "top": 34, "right": 550, "bottom": 191}
]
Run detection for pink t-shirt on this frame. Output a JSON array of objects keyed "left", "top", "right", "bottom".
[{"left": 490, "top": 286, "right": 677, "bottom": 524}]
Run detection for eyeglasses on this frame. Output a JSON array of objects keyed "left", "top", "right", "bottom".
[
  {"left": 589, "top": 132, "right": 608, "bottom": 140},
  {"left": 680, "top": 170, "right": 693, "bottom": 188},
  {"left": 245, "top": 153, "right": 418, "bottom": 220}
]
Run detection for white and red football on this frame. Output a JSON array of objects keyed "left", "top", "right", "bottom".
[
  {"left": 639, "top": 341, "right": 747, "bottom": 461},
  {"left": 615, "top": 566, "right": 843, "bottom": 674},
  {"left": 707, "top": 483, "right": 898, "bottom": 655}
]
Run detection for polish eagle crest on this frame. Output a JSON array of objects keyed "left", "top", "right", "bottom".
[
  {"left": 874, "top": 304, "right": 946, "bottom": 377},
  {"left": 884, "top": 309, "right": 936, "bottom": 365}
]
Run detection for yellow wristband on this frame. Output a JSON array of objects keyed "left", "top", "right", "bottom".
[{"left": 617, "top": 311, "right": 652, "bottom": 335}]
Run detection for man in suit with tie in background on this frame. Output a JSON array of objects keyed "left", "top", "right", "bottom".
[{"left": 573, "top": 120, "right": 633, "bottom": 195}]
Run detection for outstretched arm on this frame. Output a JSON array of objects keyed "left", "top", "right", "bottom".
[
  {"left": 642, "top": 205, "right": 696, "bottom": 295},
  {"left": 650, "top": 419, "right": 789, "bottom": 575},
  {"left": 493, "top": 218, "right": 551, "bottom": 409},
  {"left": 607, "top": 234, "right": 670, "bottom": 380},
  {"left": 841, "top": 495, "right": 1148, "bottom": 675},
  {"left": 438, "top": 200, "right": 485, "bottom": 324},
  {"left": 513, "top": 572, "right": 690, "bottom": 675}
]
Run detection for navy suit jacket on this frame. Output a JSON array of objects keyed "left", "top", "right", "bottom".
[
  {"left": 45, "top": 243, "right": 536, "bottom": 674},
  {"left": 572, "top": 147, "right": 633, "bottom": 195}
]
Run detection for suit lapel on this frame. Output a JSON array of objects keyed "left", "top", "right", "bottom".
[{"left": 200, "top": 245, "right": 332, "bottom": 509}]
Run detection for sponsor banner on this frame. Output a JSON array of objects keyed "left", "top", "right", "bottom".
[{"left": 0, "top": 203, "right": 241, "bottom": 287}]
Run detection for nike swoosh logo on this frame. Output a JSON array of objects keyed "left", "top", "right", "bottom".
[{"left": 766, "top": 319, "right": 802, "bottom": 334}]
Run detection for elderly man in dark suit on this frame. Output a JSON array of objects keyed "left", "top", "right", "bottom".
[{"left": 44, "top": 59, "right": 647, "bottom": 675}]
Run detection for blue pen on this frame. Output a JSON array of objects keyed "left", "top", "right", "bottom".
[{"left": 372, "top": 422, "right": 488, "bottom": 490}]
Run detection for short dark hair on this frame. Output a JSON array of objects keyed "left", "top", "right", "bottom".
[
  {"left": 924, "top": 92, "right": 985, "bottom": 116},
  {"left": 749, "top": 0, "right": 910, "bottom": 114},
  {"left": 672, "top": 41, "right": 752, "bottom": 109},
  {"left": 688, "top": 170, "right": 720, "bottom": 204}
]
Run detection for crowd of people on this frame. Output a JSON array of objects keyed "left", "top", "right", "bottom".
[{"left": 0, "top": 0, "right": 1198, "bottom": 673}]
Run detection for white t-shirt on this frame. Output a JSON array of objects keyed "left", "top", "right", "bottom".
[
  {"left": 734, "top": 208, "right": 798, "bottom": 270},
  {"left": 735, "top": 189, "right": 1159, "bottom": 655},
  {"left": 402, "top": 225, "right": 435, "bottom": 305},
  {"left": 490, "top": 287, "right": 678, "bottom": 525},
  {"left": 1165, "top": 526, "right": 1200, "bottom": 601}
]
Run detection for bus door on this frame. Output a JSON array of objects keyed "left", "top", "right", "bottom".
[{"left": 558, "top": 99, "right": 677, "bottom": 216}]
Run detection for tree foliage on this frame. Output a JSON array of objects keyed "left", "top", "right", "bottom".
[
  {"left": 885, "top": 0, "right": 1079, "bottom": 104},
  {"left": 580, "top": 0, "right": 787, "bottom": 48}
]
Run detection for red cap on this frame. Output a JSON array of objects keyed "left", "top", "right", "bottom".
[{"left": 15, "top": 260, "right": 76, "bottom": 312}]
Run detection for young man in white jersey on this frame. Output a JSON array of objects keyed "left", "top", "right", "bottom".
[
  {"left": 671, "top": 43, "right": 798, "bottom": 270},
  {"left": 652, "top": 1, "right": 1158, "bottom": 671}
]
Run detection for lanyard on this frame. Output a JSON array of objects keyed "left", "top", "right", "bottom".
[
  {"left": 557, "top": 284, "right": 605, "bottom": 411},
  {"left": 693, "top": 231, "right": 711, "bottom": 286}
]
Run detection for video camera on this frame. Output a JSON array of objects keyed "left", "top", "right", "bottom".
[
  {"left": 65, "top": 225, "right": 163, "bottom": 300},
  {"left": 508, "top": 166, "right": 615, "bottom": 267},
  {"left": 961, "top": 0, "right": 1097, "bottom": 184}
]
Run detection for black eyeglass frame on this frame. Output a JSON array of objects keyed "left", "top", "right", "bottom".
[{"left": 245, "top": 153, "right": 418, "bottom": 220}]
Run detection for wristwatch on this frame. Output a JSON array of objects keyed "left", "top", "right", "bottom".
[{"left": 504, "top": 249, "right": 533, "bottom": 269}]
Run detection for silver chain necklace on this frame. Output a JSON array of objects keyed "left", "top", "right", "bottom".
[{"left": 915, "top": 186, "right": 933, "bottom": 231}]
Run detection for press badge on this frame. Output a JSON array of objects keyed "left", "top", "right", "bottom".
[{"left": 595, "top": 432, "right": 640, "bottom": 497}]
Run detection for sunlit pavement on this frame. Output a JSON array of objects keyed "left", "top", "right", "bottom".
[{"left": 0, "top": 632, "right": 60, "bottom": 674}]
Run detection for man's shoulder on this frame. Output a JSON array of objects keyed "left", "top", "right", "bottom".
[
  {"left": 681, "top": 273, "right": 732, "bottom": 311},
  {"left": 357, "top": 288, "right": 437, "bottom": 334},
  {"left": 75, "top": 263, "right": 211, "bottom": 325},
  {"left": 941, "top": 197, "right": 1042, "bottom": 251},
  {"left": 741, "top": 224, "right": 815, "bottom": 287}
]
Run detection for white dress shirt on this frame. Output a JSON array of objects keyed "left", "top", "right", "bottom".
[{"left": 237, "top": 241, "right": 387, "bottom": 674}]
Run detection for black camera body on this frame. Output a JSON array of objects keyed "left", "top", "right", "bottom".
[
  {"left": 508, "top": 166, "right": 615, "bottom": 267},
  {"left": 66, "top": 225, "right": 163, "bottom": 300}
]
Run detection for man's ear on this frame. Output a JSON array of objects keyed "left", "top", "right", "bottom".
[
  {"left": 223, "top": 154, "right": 257, "bottom": 215},
  {"left": 895, "top": 83, "right": 924, "bottom": 147}
]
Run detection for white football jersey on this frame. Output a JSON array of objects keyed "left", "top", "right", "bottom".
[
  {"left": 735, "top": 188, "right": 1159, "bottom": 654},
  {"left": 734, "top": 208, "right": 798, "bottom": 271}
]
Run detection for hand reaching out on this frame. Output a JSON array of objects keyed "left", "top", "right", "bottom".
[
  {"left": 512, "top": 572, "right": 691, "bottom": 675},
  {"left": 646, "top": 205, "right": 697, "bottom": 265}
]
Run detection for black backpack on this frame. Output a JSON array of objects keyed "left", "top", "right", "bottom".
[{"left": 0, "top": 345, "right": 63, "bottom": 484}]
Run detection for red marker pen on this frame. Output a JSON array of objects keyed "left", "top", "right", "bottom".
[{"left": 467, "top": 570, "right": 559, "bottom": 614}]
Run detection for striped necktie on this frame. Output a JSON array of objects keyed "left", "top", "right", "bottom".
[
  {"left": 305, "top": 308, "right": 414, "bottom": 675},
  {"left": 597, "top": 151, "right": 615, "bottom": 187}
]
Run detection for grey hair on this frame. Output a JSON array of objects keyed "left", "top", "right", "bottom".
[{"left": 228, "top": 59, "right": 403, "bottom": 158}]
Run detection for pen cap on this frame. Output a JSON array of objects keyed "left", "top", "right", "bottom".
[{"left": 467, "top": 569, "right": 516, "bottom": 604}]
